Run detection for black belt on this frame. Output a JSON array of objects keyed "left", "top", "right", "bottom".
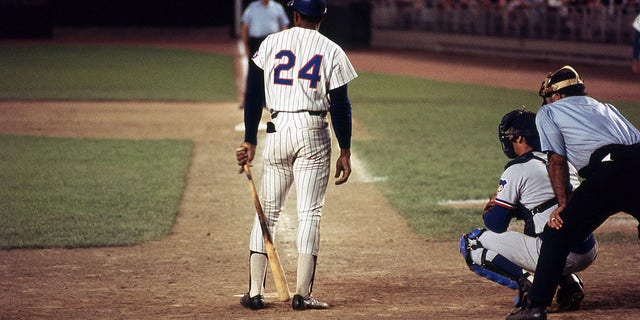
[
  {"left": 530, "top": 198, "right": 558, "bottom": 215},
  {"left": 270, "top": 111, "right": 327, "bottom": 119},
  {"left": 578, "top": 143, "right": 640, "bottom": 178}
]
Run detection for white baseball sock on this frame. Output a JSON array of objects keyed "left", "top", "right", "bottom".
[
  {"left": 249, "top": 252, "right": 268, "bottom": 297},
  {"left": 296, "top": 253, "right": 316, "bottom": 296}
]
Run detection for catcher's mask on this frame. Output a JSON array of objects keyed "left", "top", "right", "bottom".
[
  {"left": 538, "top": 65, "right": 585, "bottom": 105},
  {"left": 498, "top": 109, "right": 540, "bottom": 158}
]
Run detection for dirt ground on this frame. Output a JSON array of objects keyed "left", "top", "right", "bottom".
[{"left": 1, "top": 36, "right": 639, "bottom": 320}]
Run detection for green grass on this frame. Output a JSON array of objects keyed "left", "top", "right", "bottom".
[
  {"left": 350, "top": 72, "right": 640, "bottom": 240},
  {"left": 0, "top": 135, "right": 193, "bottom": 248},
  {"left": 0, "top": 44, "right": 236, "bottom": 101},
  {"left": 1, "top": 44, "right": 638, "bottom": 246},
  {"left": 0, "top": 44, "right": 225, "bottom": 248}
]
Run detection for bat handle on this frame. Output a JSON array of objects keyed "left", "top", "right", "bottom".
[{"left": 243, "top": 164, "right": 252, "bottom": 179}]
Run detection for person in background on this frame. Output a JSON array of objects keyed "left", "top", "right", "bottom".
[
  {"left": 240, "top": 0, "right": 289, "bottom": 109},
  {"left": 632, "top": 13, "right": 640, "bottom": 73}
]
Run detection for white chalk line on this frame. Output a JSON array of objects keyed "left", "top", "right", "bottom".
[{"left": 437, "top": 199, "right": 486, "bottom": 208}]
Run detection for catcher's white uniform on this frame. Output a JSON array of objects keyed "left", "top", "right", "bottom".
[
  {"left": 477, "top": 152, "right": 596, "bottom": 273},
  {"left": 461, "top": 151, "right": 598, "bottom": 308}
]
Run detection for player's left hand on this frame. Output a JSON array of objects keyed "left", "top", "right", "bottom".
[
  {"left": 334, "top": 148, "right": 351, "bottom": 185},
  {"left": 548, "top": 206, "right": 564, "bottom": 229}
]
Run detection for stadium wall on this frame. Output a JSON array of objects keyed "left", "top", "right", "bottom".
[{"left": 371, "top": 30, "right": 631, "bottom": 67}]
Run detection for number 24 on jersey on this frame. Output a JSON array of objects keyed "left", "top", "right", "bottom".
[{"left": 273, "top": 50, "right": 323, "bottom": 89}]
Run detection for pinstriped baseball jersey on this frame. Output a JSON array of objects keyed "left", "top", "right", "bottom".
[
  {"left": 247, "top": 25, "right": 356, "bottom": 259},
  {"left": 252, "top": 27, "right": 357, "bottom": 112}
]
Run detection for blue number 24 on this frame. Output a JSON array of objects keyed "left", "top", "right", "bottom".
[{"left": 274, "top": 50, "right": 323, "bottom": 89}]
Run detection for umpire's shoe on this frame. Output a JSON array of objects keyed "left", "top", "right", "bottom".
[
  {"left": 555, "top": 273, "right": 584, "bottom": 312},
  {"left": 514, "top": 273, "right": 533, "bottom": 308},
  {"left": 292, "top": 294, "right": 329, "bottom": 310},
  {"left": 506, "top": 300, "right": 547, "bottom": 320},
  {"left": 240, "top": 293, "right": 265, "bottom": 310}
]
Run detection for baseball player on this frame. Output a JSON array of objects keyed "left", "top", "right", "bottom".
[
  {"left": 506, "top": 66, "right": 640, "bottom": 320},
  {"left": 235, "top": 0, "right": 357, "bottom": 311},
  {"left": 460, "top": 109, "right": 597, "bottom": 312}
]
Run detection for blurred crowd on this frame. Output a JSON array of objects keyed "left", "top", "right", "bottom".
[{"left": 371, "top": 0, "right": 640, "bottom": 43}]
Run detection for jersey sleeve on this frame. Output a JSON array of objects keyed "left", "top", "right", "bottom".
[
  {"left": 328, "top": 52, "right": 358, "bottom": 90},
  {"left": 493, "top": 168, "right": 521, "bottom": 210},
  {"left": 485, "top": 167, "right": 522, "bottom": 232},
  {"left": 251, "top": 39, "right": 267, "bottom": 70},
  {"left": 535, "top": 106, "right": 566, "bottom": 157}
]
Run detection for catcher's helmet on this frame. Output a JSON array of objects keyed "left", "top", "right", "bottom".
[
  {"left": 287, "top": 0, "right": 327, "bottom": 17},
  {"left": 498, "top": 109, "right": 540, "bottom": 158},
  {"left": 538, "top": 65, "right": 585, "bottom": 104}
]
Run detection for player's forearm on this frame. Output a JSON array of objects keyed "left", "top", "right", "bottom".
[
  {"left": 547, "top": 152, "right": 571, "bottom": 207},
  {"left": 329, "top": 84, "right": 352, "bottom": 149},
  {"left": 243, "top": 107, "right": 262, "bottom": 145}
]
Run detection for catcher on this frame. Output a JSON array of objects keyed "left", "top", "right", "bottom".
[{"left": 459, "top": 109, "right": 598, "bottom": 312}]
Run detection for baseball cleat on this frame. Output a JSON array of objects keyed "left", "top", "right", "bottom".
[
  {"left": 291, "top": 294, "right": 329, "bottom": 310},
  {"left": 240, "top": 293, "right": 265, "bottom": 310}
]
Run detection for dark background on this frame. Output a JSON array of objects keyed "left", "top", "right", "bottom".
[{"left": 0, "top": 0, "right": 370, "bottom": 47}]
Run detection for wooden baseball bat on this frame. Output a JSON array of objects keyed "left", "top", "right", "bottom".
[{"left": 242, "top": 163, "right": 291, "bottom": 302}]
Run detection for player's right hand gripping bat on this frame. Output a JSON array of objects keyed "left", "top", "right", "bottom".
[{"left": 241, "top": 162, "right": 291, "bottom": 302}]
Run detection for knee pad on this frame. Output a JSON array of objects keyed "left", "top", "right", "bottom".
[
  {"left": 460, "top": 228, "right": 519, "bottom": 290},
  {"left": 459, "top": 228, "right": 485, "bottom": 263}
]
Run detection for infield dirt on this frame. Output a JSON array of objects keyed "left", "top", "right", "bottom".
[{"left": 0, "top": 36, "right": 639, "bottom": 320}]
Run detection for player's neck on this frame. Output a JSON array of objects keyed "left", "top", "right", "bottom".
[
  {"left": 293, "top": 12, "right": 321, "bottom": 31},
  {"left": 296, "top": 22, "right": 320, "bottom": 31}
]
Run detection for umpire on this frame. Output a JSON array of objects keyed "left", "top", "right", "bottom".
[{"left": 506, "top": 65, "right": 640, "bottom": 320}]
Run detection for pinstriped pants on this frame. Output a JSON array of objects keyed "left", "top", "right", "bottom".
[{"left": 249, "top": 111, "right": 331, "bottom": 256}]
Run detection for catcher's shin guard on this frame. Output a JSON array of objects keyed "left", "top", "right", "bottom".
[{"left": 459, "top": 229, "right": 519, "bottom": 290}]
